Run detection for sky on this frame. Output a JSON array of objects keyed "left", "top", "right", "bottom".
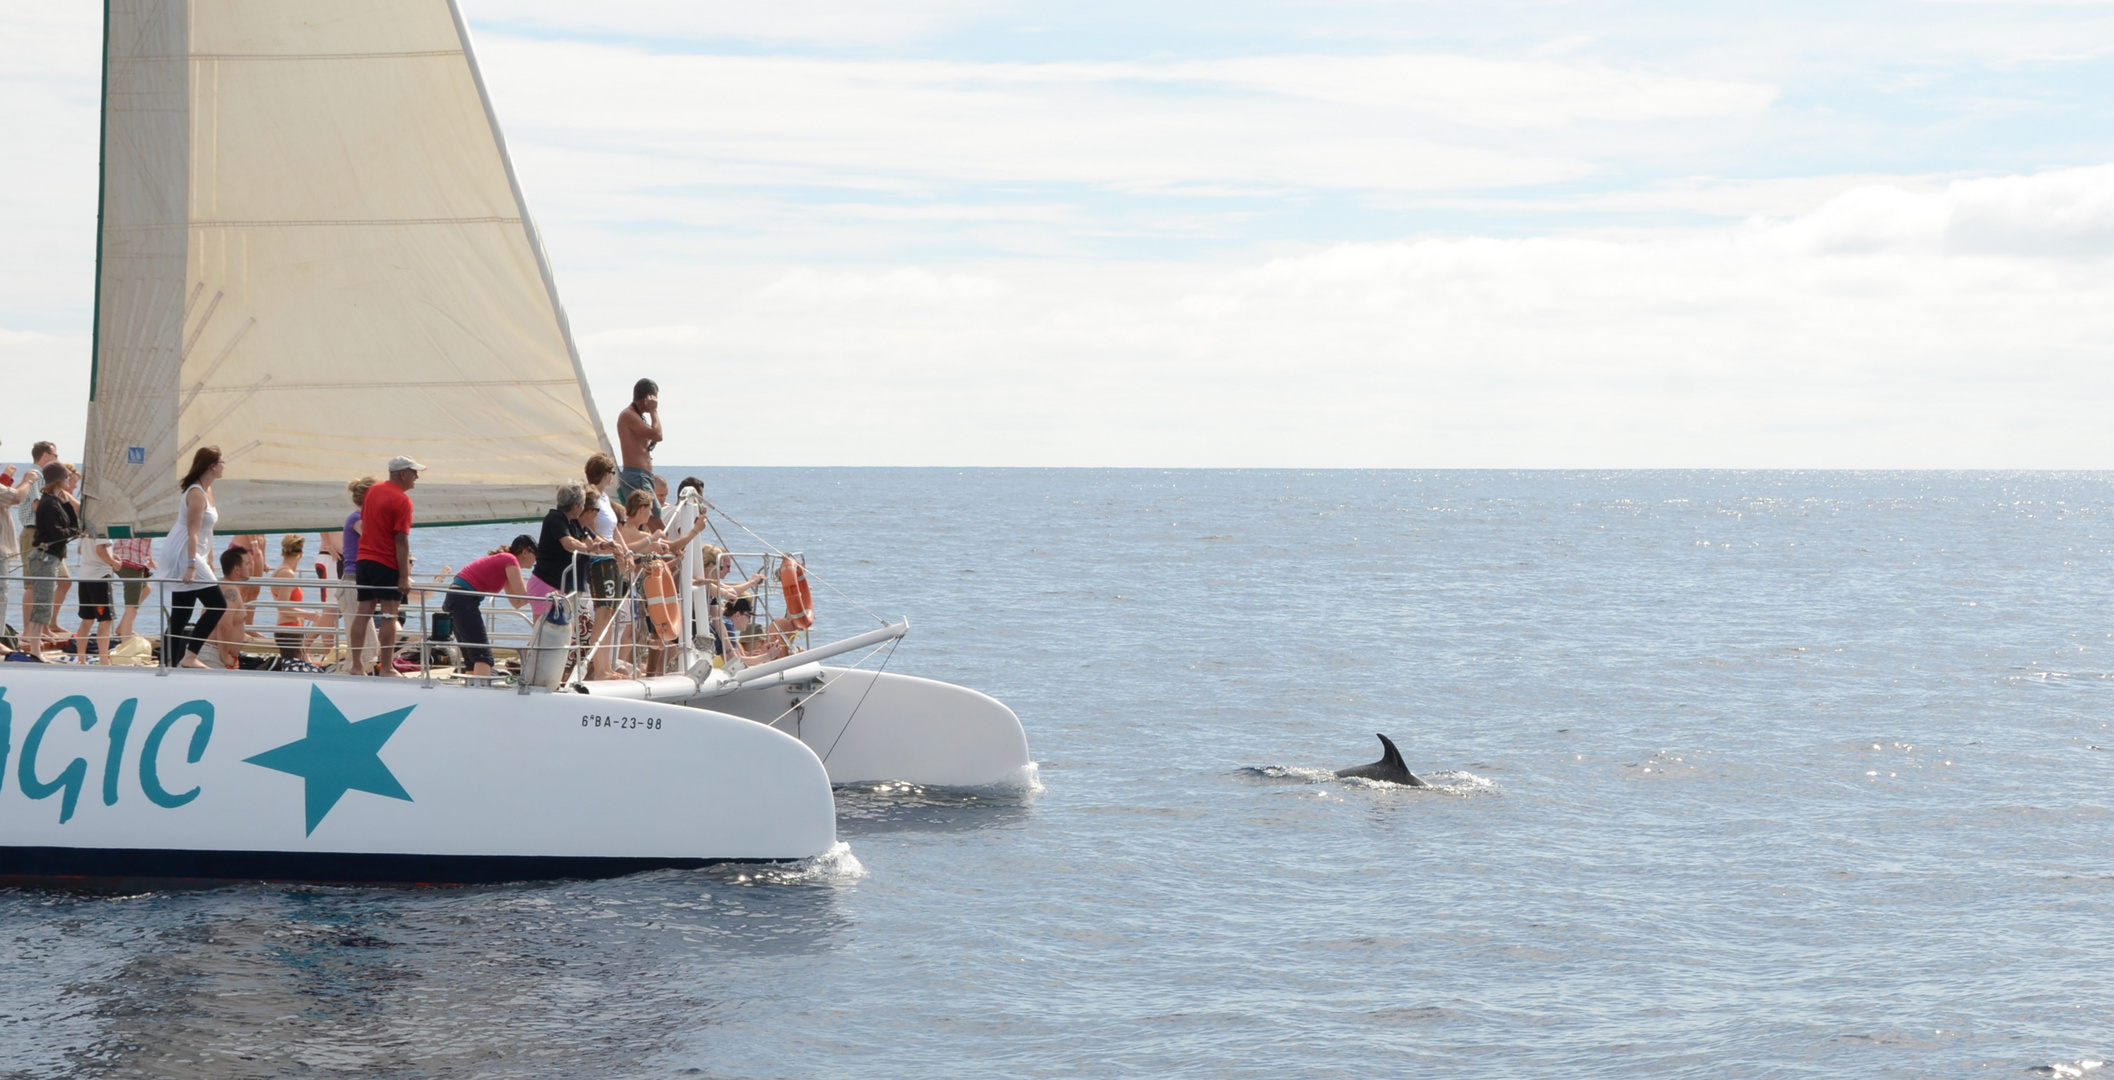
[{"left": 3, "top": 1, "right": 2113, "bottom": 467}]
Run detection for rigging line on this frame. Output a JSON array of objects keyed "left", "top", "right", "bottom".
[
  {"left": 180, "top": 290, "right": 224, "bottom": 359},
  {"left": 179, "top": 317, "right": 256, "bottom": 414},
  {"left": 821, "top": 635, "right": 901, "bottom": 765},
  {"left": 753, "top": 641, "right": 894, "bottom": 731},
  {"left": 707, "top": 505, "right": 888, "bottom": 627}
]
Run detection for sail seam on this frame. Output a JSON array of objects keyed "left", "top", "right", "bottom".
[
  {"left": 109, "top": 217, "right": 524, "bottom": 230},
  {"left": 186, "top": 379, "right": 581, "bottom": 394},
  {"left": 116, "top": 50, "right": 465, "bottom": 62}
]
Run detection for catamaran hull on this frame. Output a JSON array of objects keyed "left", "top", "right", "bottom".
[
  {"left": 0, "top": 666, "right": 837, "bottom": 886},
  {"left": 703, "top": 668, "right": 1034, "bottom": 789}
]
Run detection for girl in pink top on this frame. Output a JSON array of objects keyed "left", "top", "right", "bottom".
[{"left": 444, "top": 535, "right": 537, "bottom": 677}]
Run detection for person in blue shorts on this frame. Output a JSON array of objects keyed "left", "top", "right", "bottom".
[{"left": 616, "top": 378, "right": 662, "bottom": 517}]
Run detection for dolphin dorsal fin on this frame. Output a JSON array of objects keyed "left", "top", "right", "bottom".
[{"left": 1376, "top": 733, "right": 1403, "bottom": 769}]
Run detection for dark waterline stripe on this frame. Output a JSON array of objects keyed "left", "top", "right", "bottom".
[{"left": 0, "top": 845, "right": 758, "bottom": 889}]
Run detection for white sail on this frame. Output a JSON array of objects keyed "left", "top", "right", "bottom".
[{"left": 84, "top": 0, "right": 609, "bottom": 536}]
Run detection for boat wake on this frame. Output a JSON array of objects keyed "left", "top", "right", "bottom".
[
  {"left": 1243, "top": 765, "right": 1341, "bottom": 784},
  {"left": 704, "top": 842, "right": 866, "bottom": 887},
  {"left": 1239, "top": 765, "right": 1497, "bottom": 796},
  {"left": 2031, "top": 1060, "right": 2106, "bottom": 1078},
  {"left": 1344, "top": 770, "right": 1496, "bottom": 796},
  {"left": 830, "top": 776, "right": 1038, "bottom": 837}
]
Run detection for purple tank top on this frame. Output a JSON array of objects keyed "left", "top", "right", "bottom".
[{"left": 341, "top": 512, "right": 361, "bottom": 575}]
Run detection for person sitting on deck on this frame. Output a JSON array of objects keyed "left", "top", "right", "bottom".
[
  {"left": 722, "top": 596, "right": 795, "bottom": 664},
  {"left": 232, "top": 531, "right": 268, "bottom": 604},
  {"left": 447, "top": 535, "right": 538, "bottom": 677},
  {"left": 271, "top": 534, "right": 321, "bottom": 661},
  {"left": 200, "top": 544, "right": 260, "bottom": 669}
]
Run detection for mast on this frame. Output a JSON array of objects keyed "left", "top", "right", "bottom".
[{"left": 83, "top": 0, "right": 112, "bottom": 534}]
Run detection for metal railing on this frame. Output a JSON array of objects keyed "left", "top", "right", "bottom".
[
  {"left": 1, "top": 546, "right": 815, "bottom": 690},
  {"left": 3, "top": 468, "right": 823, "bottom": 692},
  {"left": 2, "top": 568, "right": 546, "bottom": 685}
]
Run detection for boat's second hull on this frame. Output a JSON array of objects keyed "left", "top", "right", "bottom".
[{"left": 704, "top": 667, "right": 1035, "bottom": 789}]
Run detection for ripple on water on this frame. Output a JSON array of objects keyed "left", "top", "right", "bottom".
[
  {"left": 831, "top": 781, "right": 1038, "bottom": 838},
  {"left": 1238, "top": 765, "right": 1498, "bottom": 796},
  {"left": 2, "top": 859, "right": 860, "bottom": 1079},
  {"left": 16, "top": 470, "right": 2114, "bottom": 1077}
]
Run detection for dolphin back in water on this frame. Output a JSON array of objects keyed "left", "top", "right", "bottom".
[{"left": 1334, "top": 733, "right": 1428, "bottom": 786}]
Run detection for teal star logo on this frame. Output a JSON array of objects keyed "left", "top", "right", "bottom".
[{"left": 245, "top": 686, "right": 414, "bottom": 835}]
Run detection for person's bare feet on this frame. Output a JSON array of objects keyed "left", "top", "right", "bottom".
[{"left": 178, "top": 656, "right": 210, "bottom": 669}]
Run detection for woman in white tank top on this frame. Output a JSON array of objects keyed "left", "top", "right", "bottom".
[{"left": 162, "top": 447, "right": 228, "bottom": 668}]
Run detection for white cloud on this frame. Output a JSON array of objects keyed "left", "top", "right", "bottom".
[
  {"left": 1781, "top": 164, "right": 2114, "bottom": 255},
  {"left": 0, "top": 6, "right": 100, "bottom": 330},
  {"left": 465, "top": 0, "right": 1010, "bottom": 47},
  {"left": 0, "top": 331, "right": 90, "bottom": 466},
  {"left": 5, "top": 4, "right": 2113, "bottom": 470},
  {"left": 570, "top": 163, "right": 2114, "bottom": 468},
  {"left": 473, "top": 41, "right": 1771, "bottom": 200},
  {"left": 761, "top": 268, "right": 1010, "bottom": 302},
  {"left": 1169, "top": 55, "right": 1776, "bottom": 128}
]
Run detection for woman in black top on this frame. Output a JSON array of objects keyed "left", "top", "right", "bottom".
[
  {"left": 23, "top": 462, "right": 79, "bottom": 655},
  {"left": 530, "top": 483, "right": 618, "bottom": 676},
  {"left": 533, "top": 481, "right": 609, "bottom": 593}
]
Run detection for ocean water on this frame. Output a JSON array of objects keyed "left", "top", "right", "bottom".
[{"left": 7, "top": 469, "right": 2114, "bottom": 1078}]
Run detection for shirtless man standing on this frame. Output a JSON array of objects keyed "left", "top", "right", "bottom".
[{"left": 616, "top": 378, "right": 662, "bottom": 514}]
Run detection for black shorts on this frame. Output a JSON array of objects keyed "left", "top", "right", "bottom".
[
  {"left": 355, "top": 560, "right": 404, "bottom": 603},
  {"left": 589, "top": 557, "right": 621, "bottom": 610},
  {"left": 77, "top": 581, "right": 114, "bottom": 622}
]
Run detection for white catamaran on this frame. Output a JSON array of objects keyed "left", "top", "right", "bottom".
[{"left": 0, "top": 0, "right": 1031, "bottom": 886}]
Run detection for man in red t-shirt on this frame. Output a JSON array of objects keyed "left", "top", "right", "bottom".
[{"left": 350, "top": 455, "right": 423, "bottom": 675}]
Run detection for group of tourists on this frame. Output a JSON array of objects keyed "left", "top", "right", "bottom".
[{"left": 4, "top": 376, "right": 803, "bottom": 678}]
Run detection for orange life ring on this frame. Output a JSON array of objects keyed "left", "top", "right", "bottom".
[
  {"left": 644, "top": 561, "right": 682, "bottom": 644},
  {"left": 778, "top": 558, "right": 815, "bottom": 631}
]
